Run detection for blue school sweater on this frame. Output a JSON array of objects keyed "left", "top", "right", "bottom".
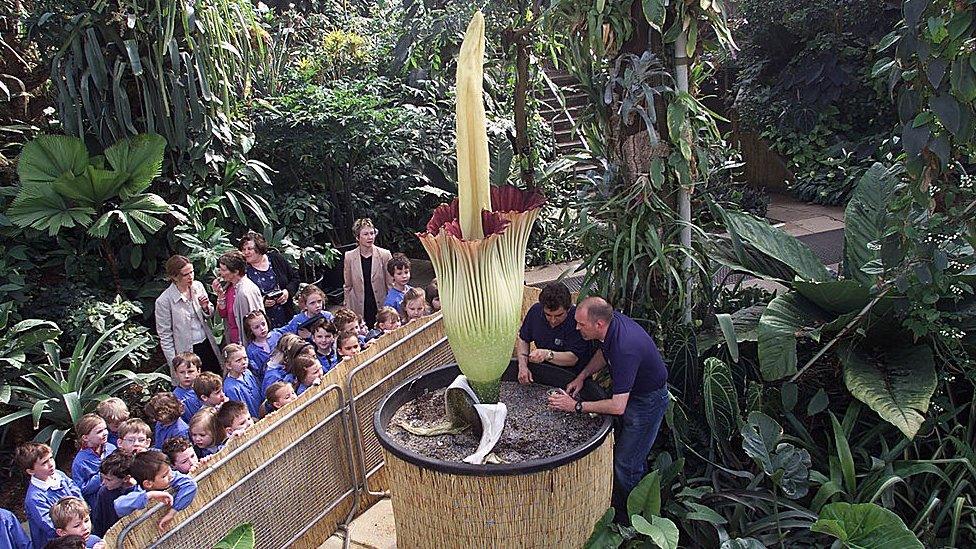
[
  {"left": 114, "top": 470, "right": 198, "bottom": 518},
  {"left": 91, "top": 484, "right": 134, "bottom": 537},
  {"left": 261, "top": 364, "right": 296, "bottom": 397},
  {"left": 71, "top": 443, "right": 116, "bottom": 508},
  {"left": 24, "top": 471, "right": 82, "bottom": 549},
  {"left": 153, "top": 419, "right": 190, "bottom": 449},
  {"left": 245, "top": 330, "right": 282, "bottom": 382},
  {"left": 383, "top": 285, "right": 411, "bottom": 310},
  {"left": 0, "top": 507, "right": 30, "bottom": 549},
  {"left": 84, "top": 534, "right": 104, "bottom": 547},
  {"left": 223, "top": 370, "right": 262, "bottom": 418},
  {"left": 173, "top": 386, "right": 202, "bottom": 424},
  {"left": 282, "top": 310, "right": 335, "bottom": 334},
  {"left": 107, "top": 431, "right": 118, "bottom": 447},
  {"left": 318, "top": 351, "right": 339, "bottom": 374}
]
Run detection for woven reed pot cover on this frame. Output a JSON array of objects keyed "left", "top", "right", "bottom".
[{"left": 382, "top": 432, "right": 613, "bottom": 549}]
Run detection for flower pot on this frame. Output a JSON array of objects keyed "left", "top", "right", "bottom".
[{"left": 374, "top": 360, "right": 613, "bottom": 548}]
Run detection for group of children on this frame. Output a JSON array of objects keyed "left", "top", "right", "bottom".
[
  {"left": 8, "top": 400, "right": 200, "bottom": 549},
  {"left": 2, "top": 254, "right": 443, "bottom": 548}
]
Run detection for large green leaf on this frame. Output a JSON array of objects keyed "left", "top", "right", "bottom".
[
  {"left": 213, "top": 523, "right": 256, "bottom": 549},
  {"left": 627, "top": 470, "right": 661, "bottom": 519},
  {"left": 793, "top": 280, "right": 870, "bottom": 315},
  {"left": 721, "top": 208, "right": 830, "bottom": 282},
  {"left": 811, "top": 503, "right": 922, "bottom": 548},
  {"left": 709, "top": 234, "right": 797, "bottom": 283},
  {"left": 741, "top": 412, "right": 812, "bottom": 498},
  {"left": 632, "top": 515, "right": 678, "bottom": 549},
  {"left": 16, "top": 135, "right": 88, "bottom": 186},
  {"left": 104, "top": 133, "right": 166, "bottom": 198},
  {"left": 839, "top": 343, "right": 937, "bottom": 439},
  {"left": 7, "top": 183, "right": 95, "bottom": 235},
  {"left": 843, "top": 163, "right": 900, "bottom": 286},
  {"left": 703, "top": 357, "right": 740, "bottom": 443},
  {"left": 758, "top": 293, "right": 829, "bottom": 381}
]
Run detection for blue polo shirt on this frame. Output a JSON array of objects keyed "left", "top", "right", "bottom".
[
  {"left": 601, "top": 312, "right": 668, "bottom": 395},
  {"left": 518, "top": 303, "right": 593, "bottom": 368}
]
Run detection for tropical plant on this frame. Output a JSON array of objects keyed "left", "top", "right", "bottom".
[
  {"left": 706, "top": 163, "right": 954, "bottom": 439},
  {"left": 6, "top": 133, "right": 175, "bottom": 291},
  {"left": 64, "top": 295, "right": 157, "bottom": 369},
  {"left": 214, "top": 523, "right": 256, "bottom": 549},
  {"left": 0, "top": 301, "right": 59, "bottom": 378},
  {"left": 0, "top": 322, "right": 168, "bottom": 456},
  {"left": 33, "top": 0, "right": 263, "bottom": 186}
]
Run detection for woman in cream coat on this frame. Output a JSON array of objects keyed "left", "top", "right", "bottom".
[
  {"left": 343, "top": 218, "right": 393, "bottom": 327},
  {"left": 155, "top": 255, "right": 222, "bottom": 374}
]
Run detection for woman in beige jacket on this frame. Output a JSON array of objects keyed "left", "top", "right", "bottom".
[
  {"left": 155, "top": 255, "right": 222, "bottom": 375},
  {"left": 343, "top": 218, "right": 393, "bottom": 327}
]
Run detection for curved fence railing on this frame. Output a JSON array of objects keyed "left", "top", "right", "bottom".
[{"left": 104, "top": 286, "right": 543, "bottom": 548}]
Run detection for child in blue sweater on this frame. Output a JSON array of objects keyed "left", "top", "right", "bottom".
[
  {"left": 90, "top": 452, "right": 134, "bottom": 538},
  {"left": 49, "top": 496, "right": 105, "bottom": 548},
  {"left": 282, "top": 284, "right": 334, "bottom": 338},
  {"left": 221, "top": 344, "right": 262, "bottom": 418},
  {"left": 114, "top": 450, "right": 197, "bottom": 532},
  {"left": 383, "top": 253, "right": 412, "bottom": 311},
  {"left": 16, "top": 442, "right": 82, "bottom": 549},
  {"left": 0, "top": 507, "right": 30, "bottom": 549},
  {"left": 171, "top": 353, "right": 203, "bottom": 423},
  {"left": 144, "top": 393, "right": 189, "bottom": 450},
  {"left": 290, "top": 354, "right": 322, "bottom": 395},
  {"left": 244, "top": 310, "right": 283, "bottom": 383},
  {"left": 260, "top": 333, "right": 304, "bottom": 397},
  {"left": 310, "top": 318, "right": 339, "bottom": 373},
  {"left": 70, "top": 414, "right": 115, "bottom": 509}
]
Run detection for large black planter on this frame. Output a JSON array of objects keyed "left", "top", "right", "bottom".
[{"left": 373, "top": 360, "right": 614, "bottom": 548}]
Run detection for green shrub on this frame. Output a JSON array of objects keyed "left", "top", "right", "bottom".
[{"left": 65, "top": 295, "right": 158, "bottom": 370}]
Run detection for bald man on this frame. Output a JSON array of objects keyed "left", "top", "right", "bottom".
[{"left": 548, "top": 296, "right": 669, "bottom": 522}]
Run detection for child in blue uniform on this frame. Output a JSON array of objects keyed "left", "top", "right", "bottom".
[
  {"left": 171, "top": 353, "right": 203, "bottom": 423},
  {"left": 16, "top": 442, "right": 82, "bottom": 549},
  {"left": 144, "top": 393, "right": 188, "bottom": 450},
  {"left": 0, "top": 507, "right": 30, "bottom": 549},
  {"left": 114, "top": 450, "right": 197, "bottom": 532},
  {"left": 49, "top": 497, "right": 104, "bottom": 548},
  {"left": 290, "top": 354, "right": 322, "bottom": 395},
  {"left": 260, "top": 334, "right": 304, "bottom": 396},
  {"left": 221, "top": 344, "right": 262, "bottom": 418},
  {"left": 310, "top": 318, "right": 339, "bottom": 373},
  {"left": 115, "top": 419, "right": 152, "bottom": 456},
  {"left": 192, "top": 372, "right": 228, "bottom": 411},
  {"left": 188, "top": 408, "right": 224, "bottom": 459},
  {"left": 215, "top": 401, "right": 254, "bottom": 441},
  {"left": 90, "top": 452, "right": 134, "bottom": 537},
  {"left": 95, "top": 398, "right": 128, "bottom": 447},
  {"left": 70, "top": 414, "right": 115, "bottom": 509},
  {"left": 282, "top": 285, "right": 334, "bottom": 338},
  {"left": 383, "top": 253, "right": 412, "bottom": 310},
  {"left": 244, "top": 310, "right": 283, "bottom": 383},
  {"left": 264, "top": 381, "right": 298, "bottom": 413}
]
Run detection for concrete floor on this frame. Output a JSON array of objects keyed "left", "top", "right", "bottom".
[{"left": 319, "top": 499, "right": 397, "bottom": 549}]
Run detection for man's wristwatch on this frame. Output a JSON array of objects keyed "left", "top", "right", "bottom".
[
  {"left": 575, "top": 400, "right": 583, "bottom": 414},
  {"left": 546, "top": 349, "right": 555, "bottom": 362}
]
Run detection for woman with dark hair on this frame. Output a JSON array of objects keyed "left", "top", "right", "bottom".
[
  {"left": 212, "top": 250, "right": 265, "bottom": 345},
  {"left": 239, "top": 231, "right": 299, "bottom": 329},
  {"left": 154, "top": 255, "right": 221, "bottom": 374}
]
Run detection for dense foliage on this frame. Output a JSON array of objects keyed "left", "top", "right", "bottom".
[{"left": 732, "top": 0, "right": 901, "bottom": 205}]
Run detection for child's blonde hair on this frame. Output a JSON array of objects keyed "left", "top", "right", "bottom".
[
  {"left": 375, "top": 307, "right": 400, "bottom": 328},
  {"left": 50, "top": 496, "right": 88, "bottom": 529},
  {"left": 221, "top": 343, "right": 246, "bottom": 371},
  {"left": 117, "top": 419, "right": 152, "bottom": 441},
  {"left": 96, "top": 397, "right": 129, "bottom": 424},
  {"left": 144, "top": 393, "right": 184, "bottom": 424},
  {"left": 265, "top": 381, "right": 292, "bottom": 405},
  {"left": 269, "top": 333, "right": 303, "bottom": 367},
  {"left": 189, "top": 407, "right": 224, "bottom": 446},
  {"left": 401, "top": 287, "right": 428, "bottom": 320},
  {"left": 74, "top": 413, "right": 105, "bottom": 449}
]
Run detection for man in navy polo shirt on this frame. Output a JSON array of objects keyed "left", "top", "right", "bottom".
[
  {"left": 516, "top": 282, "right": 593, "bottom": 384},
  {"left": 548, "top": 296, "right": 669, "bottom": 521}
]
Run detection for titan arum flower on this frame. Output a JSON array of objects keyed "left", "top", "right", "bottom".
[{"left": 417, "top": 11, "right": 545, "bottom": 405}]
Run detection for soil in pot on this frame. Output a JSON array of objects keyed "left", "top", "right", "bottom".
[{"left": 388, "top": 380, "right": 604, "bottom": 463}]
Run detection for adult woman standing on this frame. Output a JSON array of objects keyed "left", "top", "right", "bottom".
[
  {"left": 212, "top": 250, "right": 265, "bottom": 345},
  {"left": 155, "top": 255, "right": 222, "bottom": 374},
  {"left": 343, "top": 218, "right": 392, "bottom": 327},
  {"left": 239, "top": 231, "right": 299, "bottom": 329}
]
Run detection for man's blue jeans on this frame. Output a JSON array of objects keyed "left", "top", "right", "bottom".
[{"left": 612, "top": 385, "right": 669, "bottom": 521}]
